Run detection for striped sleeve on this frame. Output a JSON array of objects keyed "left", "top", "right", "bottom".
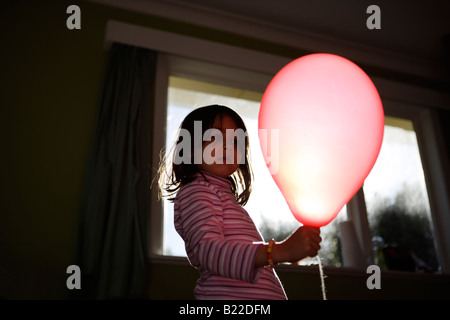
[{"left": 175, "top": 183, "right": 263, "bottom": 284}]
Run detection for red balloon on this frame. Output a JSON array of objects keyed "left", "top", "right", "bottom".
[{"left": 258, "top": 53, "right": 384, "bottom": 227}]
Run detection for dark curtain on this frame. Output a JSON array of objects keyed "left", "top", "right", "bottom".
[{"left": 77, "top": 43, "right": 156, "bottom": 299}]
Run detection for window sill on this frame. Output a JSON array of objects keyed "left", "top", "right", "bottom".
[{"left": 149, "top": 255, "right": 449, "bottom": 280}]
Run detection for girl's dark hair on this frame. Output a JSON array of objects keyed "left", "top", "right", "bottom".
[{"left": 157, "top": 104, "right": 253, "bottom": 206}]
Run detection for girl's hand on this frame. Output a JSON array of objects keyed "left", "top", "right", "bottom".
[{"left": 274, "top": 226, "right": 322, "bottom": 263}]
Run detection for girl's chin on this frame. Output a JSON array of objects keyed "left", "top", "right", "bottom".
[{"left": 198, "top": 163, "right": 239, "bottom": 178}]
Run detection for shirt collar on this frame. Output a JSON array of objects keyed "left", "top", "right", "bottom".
[{"left": 195, "top": 171, "right": 232, "bottom": 190}]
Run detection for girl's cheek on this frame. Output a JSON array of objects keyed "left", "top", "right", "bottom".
[
  {"left": 234, "top": 146, "right": 245, "bottom": 164},
  {"left": 202, "top": 140, "right": 223, "bottom": 164}
]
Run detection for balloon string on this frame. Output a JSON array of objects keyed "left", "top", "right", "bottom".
[{"left": 317, "top": 255, "right": 327, "bottom": 300}]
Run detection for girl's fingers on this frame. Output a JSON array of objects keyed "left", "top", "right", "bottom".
[
  {"left": 302, "top": 227, "right": 322, "bottom": 243},
  {"left": 302, "top": 226, "right": 320, "bottom": 236},
  {"left": 311, "top": 241, "right": 321, "bottom": 252},
  {"left": 305, "top": 232, "right": 322, "bottom": 244}
]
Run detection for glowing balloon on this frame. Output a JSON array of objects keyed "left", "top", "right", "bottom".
[{"left": 259, "top": 53, "right": 384, "bottom": 227}]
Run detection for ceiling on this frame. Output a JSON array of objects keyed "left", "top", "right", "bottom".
[
  {"left": 95, "top": 0, "right": 450, "bottom": 80},
  {"left": 161, "top": 0, "right": 450, "bottom": 62}
]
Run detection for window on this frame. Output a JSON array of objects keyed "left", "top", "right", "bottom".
[
  {"left": 106, "top": 21, "right": 450, "bottom": 273},
  {"left": 161, "top": 73, "right": 440, "bottom": 272},
  {"left": 364, "top": 117, "right": 439, "bottom": 272}
]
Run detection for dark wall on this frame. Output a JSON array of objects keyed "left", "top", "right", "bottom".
[
  {"left": 0, "top": 0, "right": 166, "bottom": 299},
  {"left": 149, "top": 261, "right": 450, "bottom": 300}
]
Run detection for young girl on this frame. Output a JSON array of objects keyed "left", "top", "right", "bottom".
[{"left": 158, "top": 104, "right": 321, "bottom": 300}]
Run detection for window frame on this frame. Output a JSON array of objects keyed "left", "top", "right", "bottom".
[{"left": 105, "top": 20, "right": 450, "bottom": 273}]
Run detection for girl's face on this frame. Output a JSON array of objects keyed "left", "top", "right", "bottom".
[{"left": 196, "top": 114, "right": 244, "bottom": 178}]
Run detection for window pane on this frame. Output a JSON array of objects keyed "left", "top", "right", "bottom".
[
  {"left": 363, "top": 117, "right": 439, "bottom": 272},
  {"left": 162, "top": 76, "right": 344, "bottom": 266}
]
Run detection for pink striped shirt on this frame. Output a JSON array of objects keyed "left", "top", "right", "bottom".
[{"left": 174, "top": 171, "right": 287, "bottom": 300}]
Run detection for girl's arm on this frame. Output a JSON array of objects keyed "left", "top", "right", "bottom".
[{"left": 254, "top": 226, "right": 321, "bottom": 268}]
